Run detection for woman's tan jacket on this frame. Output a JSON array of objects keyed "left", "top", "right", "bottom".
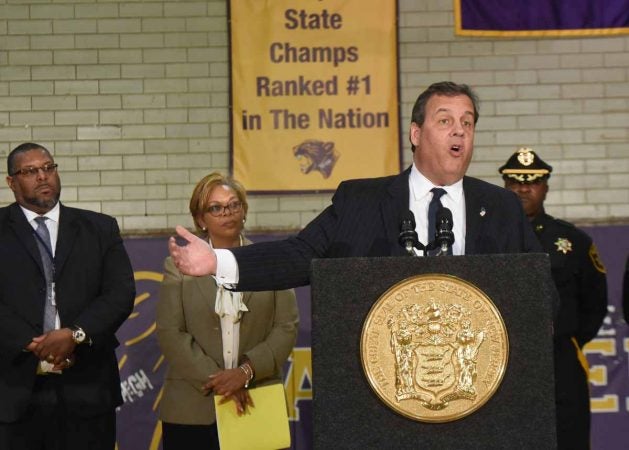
[{"left": 156, "top": 251, "right": 299, "bottom": 425}]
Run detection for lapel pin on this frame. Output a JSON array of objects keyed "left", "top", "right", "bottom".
[{"left": 480, "top": 207, "right": 486, "bottom": 217}]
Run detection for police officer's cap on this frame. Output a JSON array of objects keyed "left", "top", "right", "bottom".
[{"left": 498, "top": 147, "right": 553, "bottom": 183}]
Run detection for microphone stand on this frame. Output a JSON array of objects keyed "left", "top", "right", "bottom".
[
  {"left": 426, "top": 207, "right": 455, "bottom": 256},
  {"left": 398, "top": 211, "right": 425, "bottom": 257}
]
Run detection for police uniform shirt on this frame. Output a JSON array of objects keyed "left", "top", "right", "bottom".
[{"left": 531, "top": 211, "right": 607, "bottom": 346}]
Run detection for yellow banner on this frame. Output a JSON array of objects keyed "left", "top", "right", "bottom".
[{"left": 230, "top": 0, "right": 400, "bottom": 192}]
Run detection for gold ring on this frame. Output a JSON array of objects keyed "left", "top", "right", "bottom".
[{"left": 47, "top": 354, "right": 55, "bottom": 362}]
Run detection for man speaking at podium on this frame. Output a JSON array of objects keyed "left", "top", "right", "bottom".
[{"left": 169, "top": 81, "right": 540, "bottom": 290}]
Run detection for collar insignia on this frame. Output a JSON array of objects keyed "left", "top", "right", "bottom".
[{"left": 554, "top": 237, "right": 572, "bottom": 254}]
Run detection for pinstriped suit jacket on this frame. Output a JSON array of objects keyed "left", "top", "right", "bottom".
[{"left": 232, "top": 168, "right": 541, "bottom": 291}]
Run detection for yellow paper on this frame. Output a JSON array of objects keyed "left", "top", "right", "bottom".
[{"left": 214, "top": 383, "right": 291, "bottom": 450}]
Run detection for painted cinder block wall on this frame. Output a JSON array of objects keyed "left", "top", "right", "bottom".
[{"left": 1, "top": 0, "right": 627, "bottom": 234}]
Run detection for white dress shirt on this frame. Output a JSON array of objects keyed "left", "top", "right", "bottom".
[
  {"left": 21, "top": 202, "right": 61, "bottom": 373},
  {"left": 22, "top": 202, "right": 60, "bottom": 326},
  {"left": 408, "top": 164, "right": 466, "bottom": 255},
  {"left": 214, "top": 283, "right": 247, "bottom": 370},
  {"left": 21, "top": 202, "right": 60, "bottom": 256}
]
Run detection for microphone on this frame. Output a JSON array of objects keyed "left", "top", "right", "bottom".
[
  {"left": 434, "top": 207, "right": 455, "bottom": 255},
  {"left": 398, "top": 211, "right": 423, "bottom": 256}
]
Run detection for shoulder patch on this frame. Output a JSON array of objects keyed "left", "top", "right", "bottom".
[{"left": 589, "top": 244, "right": 606, "bottom": 274}]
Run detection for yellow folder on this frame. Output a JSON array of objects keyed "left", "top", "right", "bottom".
[{"left": 214, "top": 383, "right": 291, "bottom": 450}]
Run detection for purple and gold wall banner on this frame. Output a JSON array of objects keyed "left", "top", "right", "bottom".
[
  {"left": 455, "top": 0, "right": 629, "bottom": 37},
  {"left": 582, "top": 226, "right": 629, "bottom": 450},
  {"left": 229, "top": 0, "right": 401, "bottom": 192}
]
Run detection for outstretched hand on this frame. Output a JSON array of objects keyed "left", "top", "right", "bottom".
[{"left": 168, "top": 225, "right": 216, "bottom": 276}]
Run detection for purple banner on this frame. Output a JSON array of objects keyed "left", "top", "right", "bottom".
[
  {"left": 115, "top": 226, "right": 629, "bottom": 449},
  {"left": 582, "top": 226, "right": 629, "bottom": 450},
  {"left": 115, "top": 237, "right": 169, "bottom": 450},
  {"left": 455, "top": 0, "right": 629, "bottom": 36}
]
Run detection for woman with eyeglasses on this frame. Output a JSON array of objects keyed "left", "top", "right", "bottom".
[{"left": 156, "top": 172, "right": 299, "bottom": 450}]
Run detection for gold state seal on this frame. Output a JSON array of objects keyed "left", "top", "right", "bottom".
[{"left": 360, "top": 274, "right": 508, "bottom": 422}]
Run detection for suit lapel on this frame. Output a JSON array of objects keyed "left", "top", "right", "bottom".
[
  {"left": 242, "top": 291, "right": 253, "bottom": 309},
  {"left": 54, "top": 204, "right": 79, "bottom": 278},
  {"left": 194, "top": 275, "right": 216, "bottom": 311},
  {"left": 239, "top": 238, "right": 254, "bottom": 324},
  {"left": 7, "top": 204, "right": 46, "bottom": 276},
  {"left": 463, "top": 177, "right": 488, "bottom": 254},
  {"left": 382, "top": 167, "right": 412, "bottom": 256}
]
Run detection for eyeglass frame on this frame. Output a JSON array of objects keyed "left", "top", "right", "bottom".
[
  {"left": 10, "top": 163, "right": 58, "bottom": 178},
  {"left": 205, "top": 200, "right": 243, "bottom": 217}
]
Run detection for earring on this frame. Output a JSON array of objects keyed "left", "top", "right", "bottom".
[
  {"left": 242, "top": 217, "right": 246, "bottom": 224},
  {"left": 202, "top": 226, "right": 207, "bottom": 231}
]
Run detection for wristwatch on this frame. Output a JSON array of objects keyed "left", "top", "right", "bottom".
[{"left": 71, "top": 326, "right": 88, "bottom": 345}]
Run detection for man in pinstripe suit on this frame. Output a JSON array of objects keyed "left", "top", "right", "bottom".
[{"left": 169, "top": 81, "right": 540, "bottom": 290}]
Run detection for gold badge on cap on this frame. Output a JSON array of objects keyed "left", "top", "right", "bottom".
[
  {"left": 554, "top": 237, "right": 572, "bottom": 254},
  {"left": 517, "top": 148, "right": 535, "bottom": 166}
]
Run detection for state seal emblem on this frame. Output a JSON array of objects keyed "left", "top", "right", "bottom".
[{"left": 360, "top": 274, "right": 509, "bottom": 422}]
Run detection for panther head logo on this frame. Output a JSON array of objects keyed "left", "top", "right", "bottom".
[{"left": 293, "top": 139, "right": 340, "bottom": 179}]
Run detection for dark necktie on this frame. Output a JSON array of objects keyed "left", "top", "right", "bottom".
[
  {"left": 427, "top": 188, "right": 446, "bottom": 256},
  {"left": 34, "top": 216, "right": 56, "bottom": 332}
]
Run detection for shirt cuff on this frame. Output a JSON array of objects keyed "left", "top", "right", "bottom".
[{"left": 215, "top": 248, "right": 239, "bottom": 287}]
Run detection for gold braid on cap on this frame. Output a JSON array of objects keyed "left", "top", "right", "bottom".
[{"left": 503, "top": 172, "right": 548, "bottom": 182}]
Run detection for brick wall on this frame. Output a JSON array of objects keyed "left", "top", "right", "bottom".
[{"left": 1, "top": 0, "right": 628, "bottom": 234}]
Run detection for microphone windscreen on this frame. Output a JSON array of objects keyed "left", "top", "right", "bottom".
[
  {"left": 436, "top": 207, "right": 453, "bottom": 230},
  {"left": 400, "top": 210, "right": 416, "bottom": 229}
]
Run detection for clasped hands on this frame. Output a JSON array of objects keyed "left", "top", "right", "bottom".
[
  {"left": 202, "top": 367, "right": 254, "bottom": 416},
  {"left": 26, "top": 328, "right": 77, "bottom": 370}
]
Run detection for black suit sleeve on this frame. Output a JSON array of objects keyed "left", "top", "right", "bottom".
[
  {"left": 62, "top": 216, "right": 135, "bottom": 347},
  {"left": 574, "top": 240, "right": 608, "bottom": 346},
  {"left": 232, "top": 201, "right": 341, "bottom": 291},
  {"left": 232, "top": 180, "right": 362, "bottom": 291},
  {"left": 0, "top": 301, "right": 39, "bottom": 360}
]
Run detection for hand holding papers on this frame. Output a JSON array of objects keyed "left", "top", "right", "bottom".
[{"left": 214, "top": 383, "right": 290, "bottom": 450}]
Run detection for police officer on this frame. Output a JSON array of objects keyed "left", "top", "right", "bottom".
[{"left": 499, "top": 147, "right": 608, "bottom": 450}]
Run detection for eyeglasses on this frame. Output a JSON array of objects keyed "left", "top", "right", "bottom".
[
  {"left": 10, "top": 163, "right": 58, "bottom": 177},
  {"left": 206, "top": 200, "right": 243, "bottom": 217}
]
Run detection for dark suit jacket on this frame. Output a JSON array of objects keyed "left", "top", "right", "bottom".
[
  {"left": 233, "top": 169, "right": 541, "bottom": 291},
  {"left": 0, "top": 202, "right": 135, "bottom": 422}
]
